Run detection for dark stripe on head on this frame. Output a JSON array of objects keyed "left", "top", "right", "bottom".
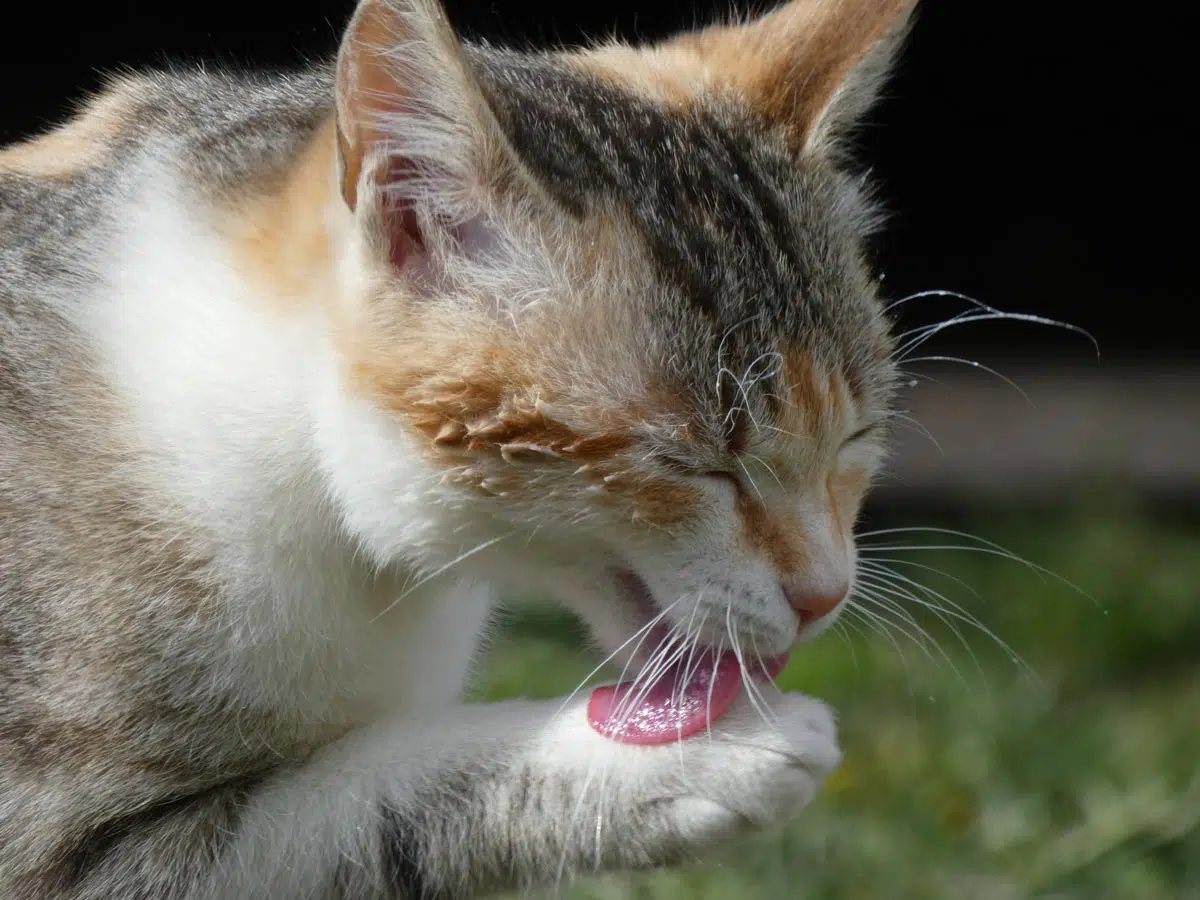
[{"left": 468, "top": 48, "right": 810, "bottom": 318}]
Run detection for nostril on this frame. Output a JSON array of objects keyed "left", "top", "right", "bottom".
[{"left": 782, "top": 581, "right": 848, "bottom": 626}]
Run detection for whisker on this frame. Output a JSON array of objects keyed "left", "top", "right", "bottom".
[
  {"left": 840, "top": 604, "right": 915, "bottom": 692},
  {"left": 857, "top": 556, "right": 983, "bottom": 602},
  {"left": 855, "top": 577, "right": 981, "bottom": 683},
  {"left": 830, "top": 620, "right": 862, "bottom": 673},
  {"left": 886, "top": 289, "right": 1099, "bottom": 359},
  {"left": 606, "top": 631, "right": 692, "bottom": 740},
  {"left": 901, "top": 355, "right": 1034, "bottom": 406},
  {"left": 757, "top": 422, "right": 805, "bottom": 441},
  {"left": 727, "top": 604, "right": 776, "bottom": 729},
  {"left": 858, "top": 525, "right": 1094, "bottom": 603},
  {"left": 850, "top": 587, "right": 950, "bottom": 670},
  {"left": 744, "top": 451, "right": 784, "bottom": 489},
  {"left": 748, "top": 630, "right": 783, "bottom": 699},
  {"left": 674, "top": 602, "right": 710, "bottom": 765},
  {"left": 735, "top": 455, "right": 765, "bottom": 503},
  {"left": 857, "top": 569, "right": 1031, "bottom": 676},
  {"left": 881, "top": 409, "right": 944, "bottom": 454},
  {"left": 704, "top": 631, "right": 728, "bottom": 745},
  {"left": 553, "top": 597, "right": 683, "bottom": 721}
]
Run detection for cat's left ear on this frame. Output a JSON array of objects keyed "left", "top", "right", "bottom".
[
  {"left": 334, "top": 0, "right": 515, "bottom": 269},
  {"left": 675, "top": 0, "right": 917, "bottom": 157}
]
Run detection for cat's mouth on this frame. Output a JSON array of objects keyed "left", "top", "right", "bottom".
[{"left": 586, "top": 568, "right": 790, "bottom": 745}]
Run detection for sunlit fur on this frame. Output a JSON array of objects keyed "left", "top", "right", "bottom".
[{"left": 1, "top": 1, "right": 918, "bottom": 897}]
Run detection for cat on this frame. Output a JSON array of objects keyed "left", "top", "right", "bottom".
[{"left": 0, "top": 0, "right": 913, "bottom": 896}]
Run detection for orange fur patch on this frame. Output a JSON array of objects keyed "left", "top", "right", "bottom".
[
  {"left": 0, "top": 79, "right": 144, "bottom": 178},
  {"left": 781, "top": 346, "right": 824, "bottom": 423},
  {"left": 736, "top": 492, "right": 807, "bottom": 573},
  {"left": 619, "top": 472, "right": 705, "bottom": 529},
  {"left": 346, "top": 322, "right": 705, "bottom": 527},
  {"left": 577, "top": 44, "right": 706, "bottom": 105},
  {"left": 827, "top": 467, "right": 867, "bottom": 537},
  {"left": 777, "top": 344, "right": 855, "bottom": 448},
  {"left": 219, "top": 117, "right": 339, "bottom": 310},
  {"left": 663, "top": 0, "right": 914, "bottom": 152}
]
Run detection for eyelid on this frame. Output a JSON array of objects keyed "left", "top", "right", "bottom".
[
  {"left": 702, "top": 469, "right": 740, "bottom": 489},
  {"left": 843, "top": 422, "right": 881, "bottom": 446},
  {"left": 656, "top": 455, "right": 696, "bottom": 475},
  {"left": 657, "top": 457, "right": 739, "bottom": 488}
]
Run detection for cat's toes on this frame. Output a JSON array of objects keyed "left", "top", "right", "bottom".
[{"left": 661, "top": 692, "right": 841, "bottom": 839}]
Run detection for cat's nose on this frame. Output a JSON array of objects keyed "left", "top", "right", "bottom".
[{"left": 782, "top": 579, "right": 848, "bottom": 626}]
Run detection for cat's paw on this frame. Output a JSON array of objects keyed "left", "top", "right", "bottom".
[
  {"left": 532, "top": 689, "right": 839, "bottom": 870},
  {"left": 650, "top": 691, "right": 841, "bottom": 845}
]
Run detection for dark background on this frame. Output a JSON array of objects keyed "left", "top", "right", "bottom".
[{"left": 3, "top": 1, "right": 1192, "bottom": 364}]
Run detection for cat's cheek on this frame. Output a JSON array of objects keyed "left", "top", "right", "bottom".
[
  {"left": 622, "top": 477, "right": 705, "bottom": 530},
  {"left": 827, "top": 466, "right": 869, "bottom": 537}
]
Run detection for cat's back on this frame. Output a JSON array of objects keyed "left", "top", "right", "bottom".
[
  {"left": 0, "top": 66, "right": 336, "bottom": 589},
  {"left": 0, "top": 65, "right": 334, "bottom": 428},
  {"left": 0, "top": 66, "right": 334, "bottom": 306}
]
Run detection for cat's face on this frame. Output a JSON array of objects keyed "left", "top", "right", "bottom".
[{"left": 331, "top": 0, "right": 910, "bottom": 664}]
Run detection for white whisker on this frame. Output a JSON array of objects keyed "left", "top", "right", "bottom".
[
  {"left": 885, "top": 289, "right": 1099, "bottom": 359},
  {"left": 902, "top": 355, "right": 1034, "bottom": 406},
  {"left": 854, "top": 579, "right": 977, "bottom": 683}
]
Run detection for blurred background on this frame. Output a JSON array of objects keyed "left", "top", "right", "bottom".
[{"left": 7, "top": 2, "right": 1196, "bottom": 897}]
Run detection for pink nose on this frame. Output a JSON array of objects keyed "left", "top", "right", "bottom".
[{"left": 783, "top": 581, "right": 848, "bottom": 626}]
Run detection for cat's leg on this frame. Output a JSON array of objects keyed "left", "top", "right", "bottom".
[
  {"left": 47, "top": 689, "right": 836, "bottom": 898},
  {"left": 212, "top": 689, "right": 838, "bottom": 899}
]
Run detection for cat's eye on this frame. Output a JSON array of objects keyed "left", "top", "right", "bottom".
[
  {"left": 701, "top": 470, "right": 741, "bottom": 490},
  {"left": 657, "top": 457, "right": 740, "bottom": 490},
  {"left": 842, "top": 422, "right": 881, "bottom": 448},
  {"left": 656, "top": 455, "right": 697, "bottom": 476}
]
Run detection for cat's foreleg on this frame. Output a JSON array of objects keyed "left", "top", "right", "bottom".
[{"left": 218, "top": 690, "right": 839, "bottom": 898}]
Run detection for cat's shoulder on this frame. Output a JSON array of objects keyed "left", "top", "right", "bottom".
[
  {"left": 0, "top": 64, "right": 337, "bottom": 408},
  {"left": 0, "top": 65, "right": 334, "bottom": 204}
]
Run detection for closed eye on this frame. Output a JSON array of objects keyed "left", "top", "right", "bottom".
[
  {"left": 656, "top": 456, "right": 740, "bottom": 489},
  {"left": 842, "top": 422, "right": 882, "bottom": 447}
]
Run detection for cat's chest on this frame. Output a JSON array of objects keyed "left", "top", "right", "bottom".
[{"left": 237, "top": 563, "right": 495, "bottom": 728}]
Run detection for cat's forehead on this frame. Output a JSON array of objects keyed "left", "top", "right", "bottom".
[
  {"left": 471, "top": 50, "right": 883, "bottom": 341},
  {"left": 469, "top": 46, "right": 892, "bottom": 419}
]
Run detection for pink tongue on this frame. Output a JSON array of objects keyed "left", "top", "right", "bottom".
[{"left": 587, "top": 651, "right": 789, "bottom": 745}]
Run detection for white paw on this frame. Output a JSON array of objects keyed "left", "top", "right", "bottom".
[
  {"left": 531, "top": 690, "right": 839, "bottom": 866},
  {"left": 652, "top": 691, "right": 841, "bottom": 843}
]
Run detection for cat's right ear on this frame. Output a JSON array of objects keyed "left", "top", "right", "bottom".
[
  {"left": 334, "top": 0, "right": 514, "bottom": 271},
  {"left": 669, "top": 0, "right": 917, "bottom": 158}
]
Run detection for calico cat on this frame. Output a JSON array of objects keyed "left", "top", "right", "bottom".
[{"left": 0, "top": 0, "right": 913, "bottom": 896}]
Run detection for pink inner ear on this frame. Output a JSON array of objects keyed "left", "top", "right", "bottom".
[
  {"left": 382, "top": 158, "right": 426, "bottom": 270},
  {"left": 454, "top": 214, "right": 502, "bottom": 264},
  {"left": 378, "top": 157, "right": 501, "bottom": 284}
]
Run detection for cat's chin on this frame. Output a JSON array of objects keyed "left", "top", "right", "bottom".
[{"left": 578, "top": 567, "right": 793, "bottom": 743}]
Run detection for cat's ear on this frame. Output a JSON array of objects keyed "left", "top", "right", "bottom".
[
  {"left": 334, "top": 0, "right": 512, "bottom": 270},
  {"left": 677, "top": 0, "right": 916, "bottom": 156}
]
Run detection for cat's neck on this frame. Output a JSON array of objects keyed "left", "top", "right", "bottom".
[{"left": 88, "top": 116, "right": 404, "bottom": 583}]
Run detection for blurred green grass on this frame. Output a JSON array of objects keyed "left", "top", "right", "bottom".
[{"left": 472, "top": 496, "right": 1200, "bottom": 900}]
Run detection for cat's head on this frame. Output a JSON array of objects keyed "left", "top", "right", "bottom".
[{"left": 328, "top": 0, "right": 913, "bottom": 665}]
